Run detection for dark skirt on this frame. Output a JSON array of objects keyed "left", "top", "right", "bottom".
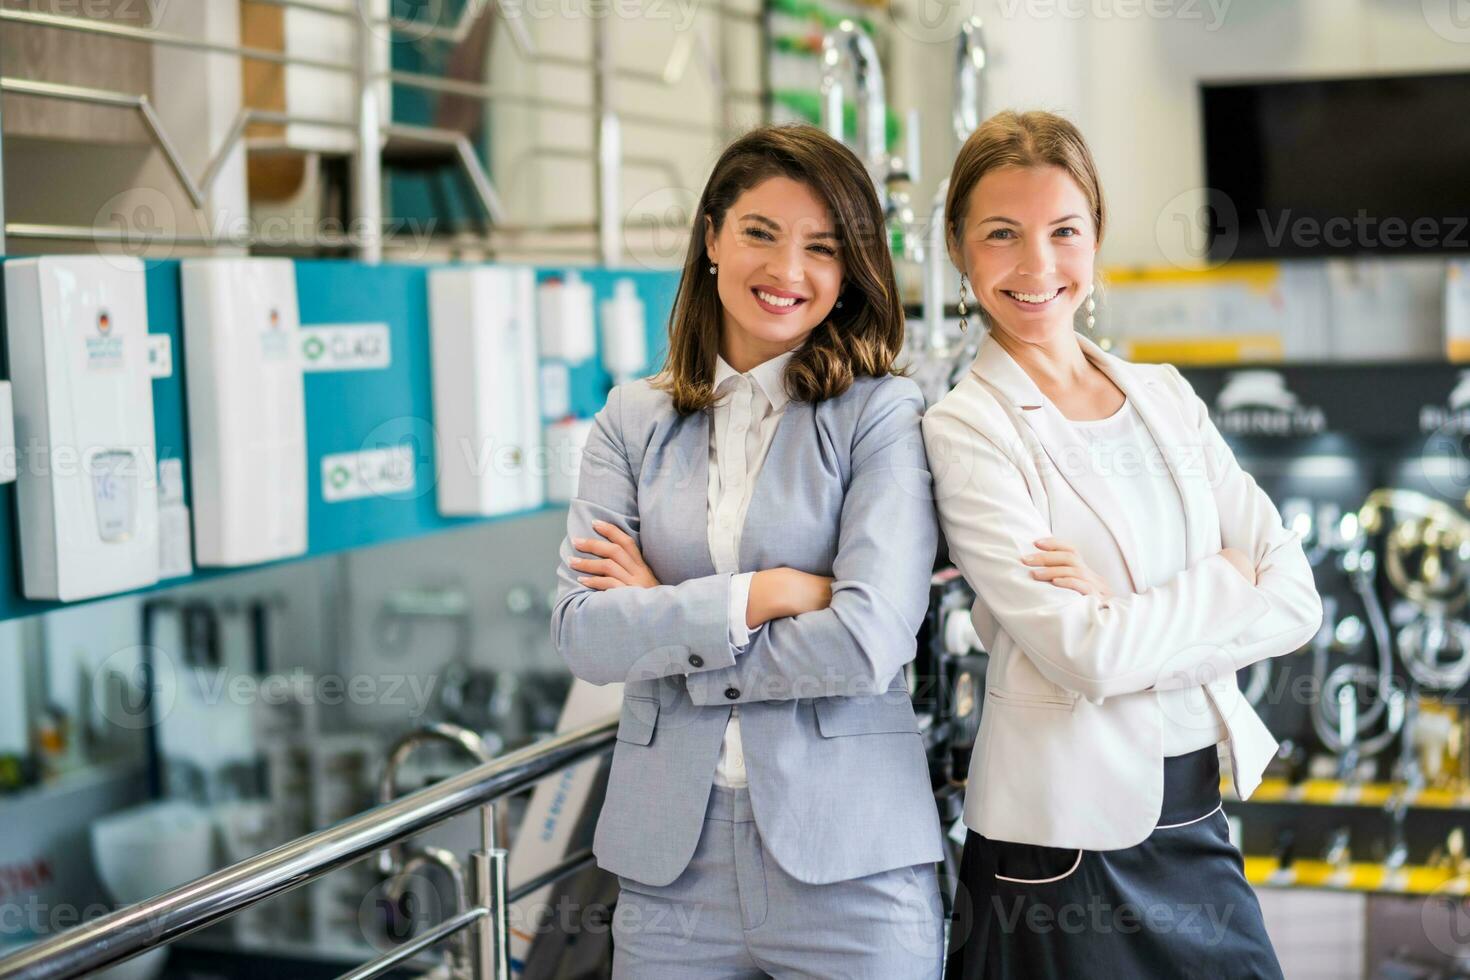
[{"left": 944, "top": 745, "right": 1283, "bottom": 980}]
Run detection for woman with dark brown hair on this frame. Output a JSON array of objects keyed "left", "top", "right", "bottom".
[
  {"left": 924, "top": 109, "right": 1319, "bottom": 978},
  {"left": 551, "top": 124, "right": 947, "bottom": 977}
]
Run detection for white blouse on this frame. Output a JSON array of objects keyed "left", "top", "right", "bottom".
[
  {"left": 1067, "top": 397, "right": 1229, "bottom": 756},
  {"left": 706, "top": 348, "right": 797, "bottom": 788}
]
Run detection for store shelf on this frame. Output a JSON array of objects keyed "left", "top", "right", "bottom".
[
  {"left": 1243, "top": 856, "right": 1470, "bottom": 897},
  {"left": 0, "top": 256, "right": 680, "bottom": 623},
  {"left": 1224, "top": 777, "right": 1470, "bottom": 811},
  {"left": 1175, "top": 359, "right": 1470, "bottom": 443},
  {"left": 0, "top": 759, "right": 144, "bottom": 809},
  {"left": 893, "top": 330, "right": 1470, "bottom": 444}
]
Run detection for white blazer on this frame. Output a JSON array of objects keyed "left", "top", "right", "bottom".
[{"left": 921, "top": 330, "right": 1323, "bottom": 850}]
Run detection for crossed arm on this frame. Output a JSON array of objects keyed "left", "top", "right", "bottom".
[
  {"left": 919, "top": 368, "right": 1323, "bottom": 703},
  {"left": 550, "top": 379, "right": 942, "bottom": 702}
]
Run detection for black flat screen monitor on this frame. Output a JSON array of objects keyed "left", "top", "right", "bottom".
[{"left": 1200, "top": 72, "right": 1470, "bottom": 260}]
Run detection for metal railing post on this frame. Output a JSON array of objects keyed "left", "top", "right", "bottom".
[
  {"left": 0, "top": 717, "right": 618, "bottom": 980},
  {"left": 473, "top": 802, "right": 511, "bottom": 980},
  {"left": 0, "top": 36, "right": 7, "bottom": 255},
  {"left": 353, "top": 2, "right": 382, "bottom": 264},
  {"left": 592, "top": 20, "right": 621, "bottom": 267}
]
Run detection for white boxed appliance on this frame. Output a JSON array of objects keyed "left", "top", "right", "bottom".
[
  {"left": 180, "top": 258, "right": 307, "bottom": 566},
  {"left": 3, "top": 256, "right": 160, "bottom": 601},
  {"left": 428, "top": 266, "right": 544, "bottom": 516},
  {"left": 536, "top": 270, "right": 596, "bottom": 362}
]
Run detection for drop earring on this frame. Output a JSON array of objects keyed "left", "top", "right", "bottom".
[
  {"left": 1085, "top": 282, "right": 1096, "bottom": 332},
  {"left": 709, "top": 263, "right": 717, "bottom": 275},
  {"left": 957, "top": 275, "right": 970, "bottom": 333}
]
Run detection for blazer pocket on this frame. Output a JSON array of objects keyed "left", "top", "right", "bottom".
[
  {"left": 985, "top": 685, "right": 1078, "bottom": 712},
  {"left": 813, "top": 694, "right": 920, "bottom": 737},
  {"left": 993, "top": 841, "right": 1085, "bottom": 885},
  {"left": 616, "top": 696, "right": 659, "bottom": 745}
]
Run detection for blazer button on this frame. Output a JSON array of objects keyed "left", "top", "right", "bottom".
[
  {"left": 724, "top": 687, "right": 740, "bottom": 700},
  {"left": 688, "top": 654, "right": 704, "bottom": 668}
]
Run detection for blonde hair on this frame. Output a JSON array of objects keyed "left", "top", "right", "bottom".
[{"left": 944, "top": 110, "right": 1106, "bottom": 328}]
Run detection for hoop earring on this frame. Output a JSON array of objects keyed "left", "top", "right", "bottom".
[
  {"left": 957, "top": 275, "right": 970, "bottom": 333},
  {"left": 709, "top": 263, "right": 717, "bottom": 275},
  {"left": 1085, "top": 282, "right": 1096, "bottom": 332}
]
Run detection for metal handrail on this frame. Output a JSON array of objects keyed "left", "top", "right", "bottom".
[
  {"left": 382, "top": 122, "right": 507, "bottom": 224},
  {"left": 0, "top": 714, "right": 619, "bottom": 980},
  {"left": 0, "top": 8, "right": 357, "bottom": 74},
  {"left": 0, "top": 77, "right": 205, "bottom": 209},
  {"left": 0, "top": 0, "right": 754, "bottom": 261},
  {"left": 241, "top": 0, "right": 358, "bottom": 18},
  {"left": 338, "top": 907, "right": 489, "bottom": 980}
]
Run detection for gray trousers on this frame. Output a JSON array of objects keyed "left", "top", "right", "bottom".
[{"left": 611, "top": 784, "right": 945, "bottom": 979}]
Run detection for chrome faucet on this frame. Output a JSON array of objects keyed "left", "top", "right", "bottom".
[
  {"left": 375, "top": 723, "right": 499, "bottom": 978},
  {"left": 1395, "top": 687, "right": 1424, "bottom": 792},
  {"left": 1384, "top": 793, "right": 1411, "bottom": 872},
  {"left": 952, "top": 17, "right": 987, "bottom": 142},
  {"left": 923, "top": 17, "right": 989, "bottom": 357},
  {"left": 1336, "top": 682, "right": 1361, "bottom": 782},
  {"left": 1324, "top": 826, "right": 1352, "bottom": 870},
  {"left": 377, "top": 722, "right": 496, "bottom": 878},
  {"left": 387, "top": 846, "right": 472, "bottom": 978},
  {"left": 820, "top": 21, "right": 887, "bottom": 200}
]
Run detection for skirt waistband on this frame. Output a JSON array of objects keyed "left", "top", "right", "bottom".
[
  {"left": 1157, "top": 744, "right": 1223, "bottom": 827},
  {"left": 697, "top": 747, "right": 1222, "bottom": 831}
]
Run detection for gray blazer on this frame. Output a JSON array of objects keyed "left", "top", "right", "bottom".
[{"left": 551, "top": 372, "right": 945, "bottom": 886}]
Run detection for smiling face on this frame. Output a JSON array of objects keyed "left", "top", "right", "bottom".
[
  {"left": 950, "top": 164, "right": 1099, "bottom": 346},
  {"left": 704, "top": 175, "right": 844, "bottom": 367}
]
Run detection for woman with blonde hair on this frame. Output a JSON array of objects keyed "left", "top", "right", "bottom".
[
  {"left": 552, "top": 123, "right": 945, "bottom": 978},
  {"left": 922, "top": 109, "right": 1322, "bottom": 977}
]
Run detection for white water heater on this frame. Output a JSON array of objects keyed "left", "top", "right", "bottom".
[
  {"left": 180, "top": 258, "right": 308, "bottom": 567},
  {"left": 428, "top": 266, "right": 544, "bottom": 516},
  {"left": 537, "top": 270, "right": 596, "bottom": 362},
  {"left": 599, "top": 278, "right": 648, "bottom": 384},
  {"left": 545, "top": 417, "right": 595, "bottom": 505},
  {"left": 3, "top": 256, "right": 160, "bottom": 600}
]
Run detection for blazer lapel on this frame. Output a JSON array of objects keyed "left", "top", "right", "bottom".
[
  {"left": 739, "top": 400, "right": 805, "bottom": 572},
  {"left": 669, "top": 408, "right": 717, "bottom": 579},
  {"left": 969, "top": 331, "right": 1204, "bottom": 592}
]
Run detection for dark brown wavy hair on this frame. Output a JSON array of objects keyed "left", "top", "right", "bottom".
[{"left": 650, "top": 124, "right": 907, "bottom": 414}]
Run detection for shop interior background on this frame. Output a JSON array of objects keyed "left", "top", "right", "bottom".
[{"left": 3, "top": 1, "right": 1470, "bottom": 978}]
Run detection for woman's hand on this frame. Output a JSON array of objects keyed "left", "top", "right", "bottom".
[
  {"left": 1218, "top": 547, "right": 1257, "bottom": 586},
  {"left": 570, "top": 520, "right": 661, "bottom": 590},
  {"left": 749, "top": 568, "right": 833, "bottom": 628},
  {"left": 569, "top": 521, "right": 836, "bottom": 628},
  {"left": 1022, "top": 537, "right": 1112, "bottom": 598}
]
